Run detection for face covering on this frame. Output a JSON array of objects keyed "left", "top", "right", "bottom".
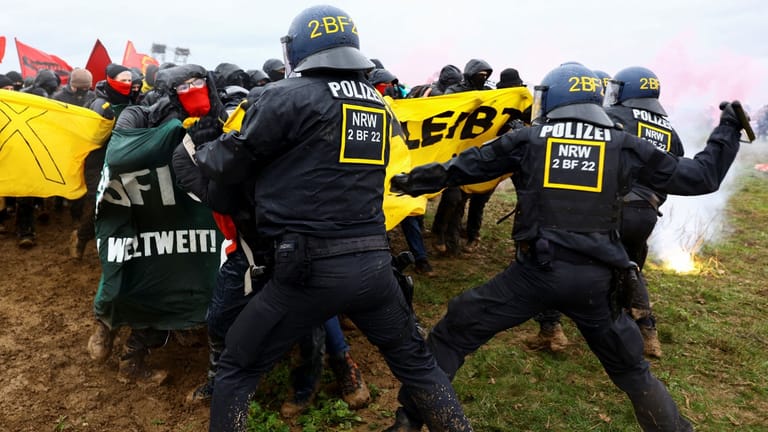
[
  {"left": 470, "top": 74, "right": 488, "bottom": 90},
  {"left": 107, "top": 77, "right": 132, "bottom": 96},
  {"left": 177, "top": 86, "right": 211, "bottom": 117}
]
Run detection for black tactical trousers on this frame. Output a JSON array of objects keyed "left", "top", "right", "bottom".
[
  {"left": 621, "top": 202, "right": 660, "bottom": 320},
  {"left": 209, "top": 241, "right": 471, "bottom": 432},
  {"left": 398, "top": 255, "right": 693, "bottom": 432}
]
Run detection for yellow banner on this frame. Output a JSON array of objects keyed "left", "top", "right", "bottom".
[
  {"left": 383, "top": 87, "right": 532, "bottom": 228},
  {"left": 0, "top": 90, "right": 114, "bottom": 199}
]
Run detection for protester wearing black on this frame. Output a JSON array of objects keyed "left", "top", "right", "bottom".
[
  {"left": 387, "top": 62, "right": 743, "bottom": 432},
  {"left": 188, "top": 5, "right": 472, "bottom": 431},
  {"left": 5, "top": 71, "right": 24, "bottom": 90},
  {"left": 432, "top": 59, "right": 494, "bottom": 255},
  {"left": 262, "top": 58, "right": 286, "bottom": 82},
  {"left": 69, "top": 63, "right": 136, "bottom": 260},
  {"left": 85, "top": 64, "right": 228, "bottom": 386},
  {"left": 13, "top": 69, "right": 62, "bottom": 247},
  {"left": 51, "top": 68, "right": 97, "bottom": 224}
]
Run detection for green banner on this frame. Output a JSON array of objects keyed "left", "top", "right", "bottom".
[{"left": 93, "top": 119, "right": 222, "bottom": 330}]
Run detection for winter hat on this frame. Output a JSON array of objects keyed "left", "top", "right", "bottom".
[
  {"left": 5, "top": 71, "right": 23, "bottom": 89},
  {"left": 106, "top": 63, "right": 130, "bottom": 79},
  {"left": 497, "top": 68, "right": 523, "bottom": 88},
  {"left": 69, "top": 68, "right": 93, "bottom": 88}
]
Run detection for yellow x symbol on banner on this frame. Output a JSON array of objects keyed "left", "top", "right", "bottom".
[{"left": 0, "top": 101, "right": 65, "bottom": 185}]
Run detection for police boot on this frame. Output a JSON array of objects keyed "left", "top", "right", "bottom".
[
  {"left": 329, "top": 351, "right": 371, "bottom": 410},
  {"left": 187, "top": 334, "right": 224, "bottom": 403},
  {"left": 87, "top": 320, "right": 116, "bottom": 362},
  {"left": 639, "top": 324, "right": 662, "bottom": 359},
  {"left": 383, "top": 407, "right": 424, "bottom": 432},
  {"left": 525, "top": 321, "right": 569, "bottom": 353}
]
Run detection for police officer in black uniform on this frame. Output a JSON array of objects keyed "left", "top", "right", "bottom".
[
  {"left": 188, "top": 5, "right": 472, "bottom": 432},
  {"left": 387, "top": 62, "right": 744, "bottom": 432},
  {"left": 603, "top": 66, "right": 685, "bottom": 358}
]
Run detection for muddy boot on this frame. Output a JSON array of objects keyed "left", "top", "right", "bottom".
[
  {"left": 281, "top": 327, "right": 325, "bottom": 418},
  {"left": 118, "top": 347, "right": 169, "bottom": 386},
  {"left": 330, "top": 351, "right": 371, "bottom": 410},
  {"left": 280, "top": 381, "right": 320, "bottom": 418},
  {"left": 639, "top": 324, "right": 662, "bottom": 359},
  {"left": 87, "top": 320, "right": 116, "bottom": 362},
  {"left": 383, "top": 407, "right": 423, "bottom": 432},
  {"left": 117, "top": 329, "right": 169, "bottom": 386},
  {"left": 187, "top": 334, "right": 224, "bottom": 403},
  {"left": 69, "top": 229, "right": 86, "bottom": 259},
  {"left": 525, "top": 321, "right": 569, "bottom": 353}
]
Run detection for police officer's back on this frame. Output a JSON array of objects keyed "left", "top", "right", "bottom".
[
  {"left": 192, "top": 5, "right": 473, "bottom": 432},
  {"left": 388, "top": 62, "right": 744, "bottom": 432}
]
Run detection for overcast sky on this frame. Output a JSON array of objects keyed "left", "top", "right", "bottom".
[{"left": 2, "top": 0, "right": 768, "bottom": 110}]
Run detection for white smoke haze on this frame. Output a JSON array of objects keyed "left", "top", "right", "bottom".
[{"left": 648, "top": 107, "right": 768, "bottom": 271}]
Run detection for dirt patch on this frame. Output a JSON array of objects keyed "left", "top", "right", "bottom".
[{"left": 0, "top": 208, "right": 406, "bottom": 432}]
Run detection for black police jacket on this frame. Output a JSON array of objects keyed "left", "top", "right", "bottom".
[
  {"left": 394, "top": 119, "right": 740, "bottom": 267},
  {"left": 606, "top": 104, "right": 685, "bottom": 208},
  {"left": 195, "top": 71, "right": 392, "bottom": 239}
]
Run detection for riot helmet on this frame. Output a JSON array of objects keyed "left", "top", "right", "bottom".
[
  {"left": 280, "top": 5, "right": 374, "bottom": 76},
  {"left": 592, "top": 70, "right": 611, "bottom": 91},
  {"left": 531, "top": 63, "right": 613, "bottom": 127},
  {"left": 604, "top": 66, "right": 666, "bottom": 116}
]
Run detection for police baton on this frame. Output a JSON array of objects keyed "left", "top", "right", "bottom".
[{"left": 731, "top": 101, "right": 756, "bottom": 143}]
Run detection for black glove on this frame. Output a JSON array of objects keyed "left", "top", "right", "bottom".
[
  {"left": 187, "top": 115, "right": 223, "bottom": 147},
  {"left": 390, "top": 173, "right": 412, "bottom": 195},
  {"left": 719, "top": 101, "right": 742, "bottom": 128}
]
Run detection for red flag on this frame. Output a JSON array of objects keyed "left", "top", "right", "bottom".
[
  {"left": 85, "top": 39, "right": 112, "bottom": 87},
  {"left": 14, "top": 38, "right": 72, "bottom": 84},
  {"left": 0, "top": 36, "right": 6, "bottom": 63},
  {"left": 122, "top": 40, "right": 159, "bottom": 75}
]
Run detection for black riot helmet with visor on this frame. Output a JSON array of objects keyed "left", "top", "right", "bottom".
[
  {"left": 280, "top": 5, "right": 374, "bottom": 77},
  {"left": 603, "top": 66, "right": 667, "bottom": 116},
  {"left": 531, "top": 63, "right": 613, "bottom": 127}
]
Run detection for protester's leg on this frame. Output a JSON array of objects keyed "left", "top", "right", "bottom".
[
  {"left": 118, "top": 328, "right": 170, "bottom": 385},
  {"left": 401, "top": 216, "right": 434, "bottom": 275},
  {"left": 189, "top": 248, "right": 258, "bottom": 402},
  {"left": 444, "top": 191, "right": 468, "bottom": 256},
  {"left": 323, "top": 316, "right": 371, "bottom": 409},
  {"left": 432, "top": 187, "right": 463, "bottom": 254},
  {"left": 464, "top": 190, "right": 493, "bottom": 251},
  {"left": 281, "top": 326, "right": 326, "bottom": 417},
  {"left": 16, "top": 197, "right": 35, "bottom": 248}
]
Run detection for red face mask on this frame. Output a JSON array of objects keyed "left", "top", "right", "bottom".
[
  {"left": 177, "top": 86, "right": 211, "bottom": 117},
  {"left": 107, "top": 77, "right": 132, "bottom": 96},
  {"left": 375, "top": 82, "right": 392, "bottom": 96}
]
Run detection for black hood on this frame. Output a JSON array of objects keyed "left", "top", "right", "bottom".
[
  {"left": 214, "top": 63, "right": 249, "bottom": 89},
  {"left": 463, "top": 59, "right": 493, "bottom": 80},
  {"left": 155, "top": 64, "right": 207, "bottom": 93},
  {"left": 262, "top": 58, "right": 285, "bottom": 81},
  {"left": 34, "top": 70, "right": 60, "bottom": 95},
  {"left": 437, "top": 65, "right": 462, "bottom": 88}
]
